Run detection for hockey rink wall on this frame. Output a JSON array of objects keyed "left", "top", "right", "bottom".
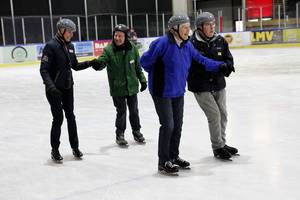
[{"left": 0, "top": 28, "right": 300, "bottom": 66}]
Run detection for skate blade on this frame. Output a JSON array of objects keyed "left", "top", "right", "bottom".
[
  {"left": 117, "top": 143, "right": 129, "bottom": 148},
  {"left": 214, "top": 155, "right": 233, "bottom": 161},
  {"left": 52, "top": 158, "right": 63, "bottom": 164},
  {"left": 158, "top": 170, "right": 179, "bottom": 176},
  {"left": 214, "top": 157, "right": 232, "bottom": 161},
  {"left": 135, "top": 140, "right": 146, "bottom": 144},
  {"left": 178, "top": 166, "right": 191, "bottom": 170},
  {"left": 232, "top": 153, "right": 240, "bottom": 156}
]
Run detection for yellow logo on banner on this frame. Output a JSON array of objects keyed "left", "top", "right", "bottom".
[{"left": 251, "top": 31, "right": 274, "bottom": 42}]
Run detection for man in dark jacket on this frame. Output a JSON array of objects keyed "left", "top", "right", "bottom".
[
  {"left": 40, "top": 18, "right": 94, "bottom": 162},
  {"left": 188, "top": 12, "right": 238, "bottom": 160},
  {"left": 140, "top": 15, "right": 225, "bottom": 175},
  {"left": 92, "top": 24, "right": 147, "bottom": 146}
]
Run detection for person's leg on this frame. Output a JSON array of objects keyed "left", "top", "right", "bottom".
[
  {"left": 61, "top": 87, "right": 79, "bottom": 150},
  {"left": 214, "top": 89, "right": 227, "bottom": 144},
  {"left": 215, "top": 89, "right": 238, "bottom": 155},
  {"left": 152, "top": 96, "right": 174, "bottom": 165},
  {"left": 152, "top": 96, "right": 178, "bottom": 173},
  {"left": 194, "top": 92, "right": 224, "bottom": 150},
  {"left": 169, "top": 96, "right": 184, "bottom": 159},
  {"left": 127, "top": 95, "right": 144, "bottom": 143},
  {"left": 46, "top": 91, "right": 64, "bottom": 150},
  {"left": 112, "top": 96, "right": 127, "bottom": 134},
  {"left": 169, "top": 96, "right": 190, "bottom": 168},
  {"left": 127, "top": 94, "right": 141, "bottom": 132},
  {"left": 112, "top": 96, "right": 128, "bottom": 145},
  {"left": 46, "top": 90, "right": 64, "bottom": 161}
]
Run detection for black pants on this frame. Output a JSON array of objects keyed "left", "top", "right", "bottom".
[
  {"left": 152, "top": 95, "right": 184, "bottom": 165},
  {"left": 46, "top": 87, "right": 78, "bottom": 150},
  {"left": 112, "top": 94, "right": 141, "bottom": 134}
]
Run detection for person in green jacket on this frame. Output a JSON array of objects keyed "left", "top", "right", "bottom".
[{"left": 91, "top": 24, "right": 147, "bottom": 146}]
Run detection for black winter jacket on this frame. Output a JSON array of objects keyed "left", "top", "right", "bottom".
[
  {"left": 40, "top": 35, "right": 90, "bottom": 91},
  {"left": 187, "top": 31, "right": 234, "bottom": 93}
]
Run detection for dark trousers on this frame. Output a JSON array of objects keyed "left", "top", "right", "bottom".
[
  {"left": 112, "top": 94, "right": 141, "bottom": 134},
  {"left": 152, "top": 95, "right": 184, "bottom": 165},
  {"left": 46, "top": 87, "right": 78, "bottom": 150}
]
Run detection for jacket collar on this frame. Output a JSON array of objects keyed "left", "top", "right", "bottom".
[{"left": 193, "top": 30, "right": 218, "bottom": 44}]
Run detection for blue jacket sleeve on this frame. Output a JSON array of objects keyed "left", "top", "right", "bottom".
[
  {"left": 190, "top": 44, "right": 224, "bottom": 72},
  {"left": 140, "top": 38, "right": 163, "bottom": 73}
]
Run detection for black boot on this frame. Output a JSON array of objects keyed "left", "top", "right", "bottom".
[
  {"left": 72, "top": 148, "right": 83, "bottom": 158},
  {"left": 116, "top": 132, "right": 128, "bottom": 146},
  {"left": 158, "top": 161, "right": 179, "bottom": 174},
  {"left": 51, "top": 149, "right": 63, "bottom": 163},
  {"left": 224, "top": 145, "right": 239, "bottom": 155},
  {"left": 171, "top": 157, "right": 190, "bottom": 169},
  {"left": 132, "top": 130, "right": 145, "bottom": 143},
  {"left": 213, "top": 147, "right": 232, "bottom": 160}
]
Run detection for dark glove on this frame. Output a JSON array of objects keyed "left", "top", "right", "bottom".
[
  {"left": 48, "top": 87, "right": 62, "bottom": 97},
  {"left": 219, "top": 63, "right": 235, "bottom": 77},
  {"left": 140, "top": 82, "right": 147, "bottom": 92},
  {"left": 88, "top": 59, "right": 102, "bottom": 70}
]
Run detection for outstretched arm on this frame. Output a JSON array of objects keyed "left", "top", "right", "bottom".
[{"left": 191, "top": 44, "right": 224, "bottom": 72}]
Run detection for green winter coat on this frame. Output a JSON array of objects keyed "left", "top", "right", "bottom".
[{"left": 96, "top": 42, "right": 147, "bottom": 97}]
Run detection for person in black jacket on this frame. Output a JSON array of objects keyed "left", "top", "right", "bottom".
[
  {"left": 188, "top": 12, "right": 238, "bottom": 160},
  {"left": 40, "top": 18, "right": 97, "bottom": 162}
]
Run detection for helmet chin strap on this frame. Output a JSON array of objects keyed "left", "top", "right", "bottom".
[
  {"left": 58, "top": 28, "right": 67, "bottom": 43},
  {"left": 172, "top": 25, "right": 186, "bottom": 42}
]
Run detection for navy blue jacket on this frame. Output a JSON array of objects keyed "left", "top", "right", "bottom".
[
  {"left": 140, "top": 32, "right": 224, "bottom": 98},
  {"left": 188, "top": 31, "right": 234, "bottom": 92},
  {"left": 40, "top": 35, "right": 90, "bottom": 91}
]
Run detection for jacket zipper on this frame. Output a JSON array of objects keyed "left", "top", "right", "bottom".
[{"left": 54, "top": 70, "right": 61, "bottom": 83}]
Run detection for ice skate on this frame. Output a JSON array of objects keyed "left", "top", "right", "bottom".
[
  {"left": 172, "top": 157, "right": 190, "bottom": 169},
  {"left": 51, "top": 149, "right": 63, "bottom": 163},
  {"left": 116, "top": 133, "right": 128, "bottom": 146},
  {"left": 224, "top": 145, "right": 239, "bottom": 156},
  {"left": 72, "top": 148, "right": 83, "bottom": 159},
  {"left": 213, "top": 147, "right": 232, "bottom": 161},
  {"left": 132, "top": 130, "right": 145, "bottom": 144},
  {"left": 158, "top": 161, "right": 179, "bottom": 175}
]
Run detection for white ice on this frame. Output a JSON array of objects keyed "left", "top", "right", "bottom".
[{"left": 0, "top": 47, "right": 300, "bottom": 200}]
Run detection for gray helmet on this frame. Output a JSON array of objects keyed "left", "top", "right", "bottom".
[
  {"left": 195, "top": 12, "right": 215, "bottom": 28},
  {"left": 167, "top": 15, "right": 190, "bottom": 30},
  {"left": 114, "top": 24, "right": 129, "bottom": 34},
  {"left": 56, "top": 18, "right": 76, "bottom": 32}
]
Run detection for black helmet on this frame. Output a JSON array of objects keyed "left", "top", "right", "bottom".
[
  {"left": 114, "top": 24, "right": 129, "bottom": 34},
  {"left": 56, "top": 18, "right": 76, "bottom": 32},
  {"left": 167, "top": 15, "right": 190, "bottom": 30},
  {"left": 195, "top": 12, "right": 215, "bottom": 28}
]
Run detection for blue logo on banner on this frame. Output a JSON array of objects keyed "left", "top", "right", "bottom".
[{"left": 74, "top": 42, "right": 93, "bottom": 57}]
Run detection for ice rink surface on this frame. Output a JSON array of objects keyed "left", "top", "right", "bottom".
[{"left": 0, "top": 47, "right": 300, "bottom": 200}]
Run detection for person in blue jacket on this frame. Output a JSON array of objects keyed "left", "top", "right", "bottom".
[{"left": 140, "top": 15, "right": 226, "bottom": 175}]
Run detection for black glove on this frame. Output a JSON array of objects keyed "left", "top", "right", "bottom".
[
  {"left": 140, "top": 82, "right": 147, "bottom": 92},
  {"left": 88, "top": 59, "right": 102, "bottom": 70},
  {"left": 48, "top": 87, "right": 62, "bottom": 97},
  {"left": 219, "top": 63, "right": 235, "bottom": 77}
]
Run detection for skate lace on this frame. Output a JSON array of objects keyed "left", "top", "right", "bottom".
[{"left": 176, "top": 157, "right": 186, "bottom": 164}]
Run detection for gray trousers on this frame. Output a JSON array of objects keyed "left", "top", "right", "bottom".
[{"left": 194, "top": 89, "right": 227, "bottom": 150}]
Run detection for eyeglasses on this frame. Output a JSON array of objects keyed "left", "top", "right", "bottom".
[{"left": 203, "top": 22, "right": 216, "bottom": 28}]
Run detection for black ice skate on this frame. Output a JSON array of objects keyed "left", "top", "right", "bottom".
[
  {"left": 51, "top": 149, "right": 63, "bottom": 163},
  {"left": 132, "top": 130, "right": 145, "bottom": 144},
  {"left": 171, "top": 157, "right": 190, "bottom": 169},
  {"left": 158, "top": 161, "right": 179, "bottom": 175},
  {"left": 116, "top": 133, "right": 128, "bottom": 146},
  {"left": 213, "top": 147, "right": 232, "bottom": 161},
  {"left": 224, "top": 145, "right": 239, "bottom": 156},
  {"left": 72, "top": 148, "right": 83, "bottom": 159}
]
